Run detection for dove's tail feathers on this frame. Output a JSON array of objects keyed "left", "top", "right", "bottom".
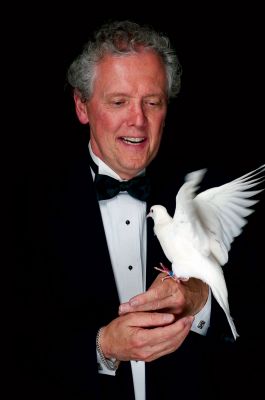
[
  {"left": 225, "top": 313, "right": 239, "bottom": 341},
  {"left": 211, "top": 285, "right": 239, "bottom": 341}
]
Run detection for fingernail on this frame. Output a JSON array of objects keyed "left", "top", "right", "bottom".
[
  {"left": 119, "top": 304, "right": 130, "bottom": 314},
  {"left": 163, "top": 314, "right": 174, "bottom": 323},
  {"left": 129, "top": 299, "right": 138, "bottom": 306}
]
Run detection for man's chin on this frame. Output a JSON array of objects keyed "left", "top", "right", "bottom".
[{"left": 116, "top": 162, "right": 147, "bottom": 180}]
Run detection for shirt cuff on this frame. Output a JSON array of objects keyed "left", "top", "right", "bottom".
[
  {"left": 191, "top": 288, "right": 212, "bottom": 336},
  {"left": 96, "top": 348, "right": 117, "bottom": 376}
]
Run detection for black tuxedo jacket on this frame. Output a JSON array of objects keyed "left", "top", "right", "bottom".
[{"left": 14, "top": 146, "right": 236, "bottom": 399}]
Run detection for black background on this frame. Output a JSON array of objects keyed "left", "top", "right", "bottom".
[
  {"left": 13, "top": 4, "right": 264, "bottom": 169},
  {"left": 13, "top": 3, "right": 264, "bottom": 398}
]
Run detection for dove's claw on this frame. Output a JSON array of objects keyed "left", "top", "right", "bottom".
[
  {"left": 161, "top": 274, "right": 178, "bottom": 282},
  {"left": 154, "top": 263, "right": 178, "bottom": 282}
]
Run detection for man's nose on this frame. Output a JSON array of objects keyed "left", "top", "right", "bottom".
[{"left": 127, "top": 103, "right": 147, "bottom": 128}]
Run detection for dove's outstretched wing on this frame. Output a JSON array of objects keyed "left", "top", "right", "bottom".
[
  {"left": 169, "top": 166, "right": 264, "bottom": 342},
  {"left": 172, "top": 168, "right": 212, "bottom": 258},
  {"left": 193, "top": 164, "right": 265, "bottom": 266}
]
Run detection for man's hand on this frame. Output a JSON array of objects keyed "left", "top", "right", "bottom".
[
  {"left": 100, "top": 311, "right": 194, "bottom": 362},
  {"left": 119, "top": 272, "right": 209, "bottom": 318}
]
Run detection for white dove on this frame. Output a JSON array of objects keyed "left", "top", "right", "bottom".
[{"left": 147, "top": 164, "right": 265, "bottom": 341}]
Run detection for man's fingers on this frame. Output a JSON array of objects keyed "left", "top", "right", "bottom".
[
  {"left": 119, "top": 279, "right": 182, "bottom": 314},
  {"left": 119, "top": 295, "right": 179, "bottom": 314},
  {"left": 127, "top": 311, "right": 175, "bottom": 328},
  {"left": 137, "top": 280, "right": 176, "bottom": 302},
  {"left": 142, "top": 315, "right": 194, "bottom": 344},
  {"left": 131, "top": 315, "right": 194, "bottom": 361},
  {"left": 144, "top": 316, "right": 194, "bottom": 361}
]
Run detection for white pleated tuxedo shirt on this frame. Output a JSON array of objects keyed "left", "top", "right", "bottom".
[{"left": 89, "top": 143, "right": 211, "bottom": 400}]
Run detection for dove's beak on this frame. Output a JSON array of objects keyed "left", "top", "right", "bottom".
[{"left": 146, "top": 212, "right": 151, "bottom": 218}]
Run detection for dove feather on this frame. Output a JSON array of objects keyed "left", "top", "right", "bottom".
[
  {"left": 173, "top": 169, "right": 210, "bottom": 257},
  {"left": 194, "top": 164, "right": 264, "bottom": 265},
  {"left": 148, "top": 164, "right": 264, "bottom": 340}
]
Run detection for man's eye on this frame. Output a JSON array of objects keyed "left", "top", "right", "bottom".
[
  {"left": 112, "top": 100, "right": 125, "bottom": 106},
  {"left": 145, "top": 100, "right": 161, "bottom": 107}
]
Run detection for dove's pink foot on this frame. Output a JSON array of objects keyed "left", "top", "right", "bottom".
[{"left": 154, "top": 263, "right": 179, "bottom": 282}]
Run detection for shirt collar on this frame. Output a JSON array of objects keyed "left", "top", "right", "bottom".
[{"left": 88, "top": 141, "right": 145, "bottom": 181}]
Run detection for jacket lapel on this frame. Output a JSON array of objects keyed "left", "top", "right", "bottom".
[{"left": 58, "top": 150, "right": 120, "bottom": 326}]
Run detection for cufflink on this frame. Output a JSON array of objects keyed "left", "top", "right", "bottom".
[{"left": 197, "top": 320, "right": 206, "bottom": 329}]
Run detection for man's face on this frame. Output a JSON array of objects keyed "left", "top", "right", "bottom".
[{"left": 75, "top": 50, "right": 168, "bottom": 179}]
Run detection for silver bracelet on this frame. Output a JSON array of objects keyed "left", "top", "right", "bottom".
[{"left": 96, "top": 327, "right": 120, "bottom": 371}]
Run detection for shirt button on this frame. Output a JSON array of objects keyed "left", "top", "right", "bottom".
[
  {"left": 128, "top": 265, "right": 133, "bottom": 270},
  {"left": 126, "top": 220, "right": 130, "bottom": 225}
]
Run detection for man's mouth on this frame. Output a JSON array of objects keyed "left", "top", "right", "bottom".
[{"left": 120, "top": 137, "right": 146, "bottom": 144}]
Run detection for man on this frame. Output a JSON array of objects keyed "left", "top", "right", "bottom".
[{"left": 16, "top": 20, "right": 233, "bottom": 399}]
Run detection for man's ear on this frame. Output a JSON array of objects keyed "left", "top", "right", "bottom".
[{"left": 74, "top": 93, "right": 89, "bottom": 124}]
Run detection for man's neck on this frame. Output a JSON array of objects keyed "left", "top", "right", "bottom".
[{"left": 88, "top": 141, "right": 145, "bottom": 181}]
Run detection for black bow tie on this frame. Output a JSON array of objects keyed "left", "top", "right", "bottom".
[
  {"left": 88, "top": 151, "right": 151, "bottom": 201},
  {"left": 94, "top": 173, "right": 151, "bottom": 201}
]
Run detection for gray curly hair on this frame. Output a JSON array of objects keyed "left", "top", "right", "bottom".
[{"left": 67, "top": 20, "right": 182, "bottom": 101}]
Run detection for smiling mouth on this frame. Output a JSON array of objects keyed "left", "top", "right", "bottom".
[{"left": 120, "top": 137, "right": 146, "bottom": 144}]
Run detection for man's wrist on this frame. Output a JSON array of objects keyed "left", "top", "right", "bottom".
[
  {"left": 191, "top": 288, "right": 212, "bottom": 336},
  {"left": 96, "top": 327, "right": 120, "bottom": 371}
]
